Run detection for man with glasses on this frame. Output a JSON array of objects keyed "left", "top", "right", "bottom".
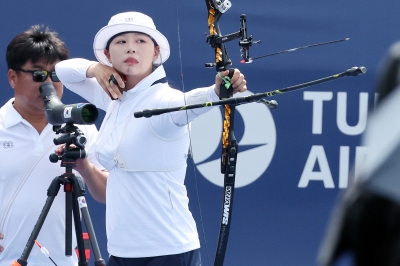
[
  {"left": 12, "top": 68, "right": 61, "bottom": 83},
  {"left": 0, "top": 25, "right": 107, "bottom": 265}
]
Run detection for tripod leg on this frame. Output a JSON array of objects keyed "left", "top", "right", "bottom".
[
  {"left": 72, "top": 176, "right": 106, "bottom": 266},
  {"left": 65, "top": 182, "right": 73, "bottom": 257},
  {"left": 13, "top": 177, "right": 63, "bottom": 266},
  {"left": 71, "top": 188, "right": 89, "bottom": 266},
  {"left": 78, "top": 197, "right": 106, "bottom": 265}
]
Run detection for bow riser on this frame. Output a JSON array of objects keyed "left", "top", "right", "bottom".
[{"left": 205, "top": 1, "right": 250, "bottom": 265}]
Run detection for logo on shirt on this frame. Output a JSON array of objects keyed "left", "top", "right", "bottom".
[
  {"left": 190, "top": 90, "right": 277, "bottom": 188},
  {"left": 3, "top": 141, "right": 14, "bottom": 149}
]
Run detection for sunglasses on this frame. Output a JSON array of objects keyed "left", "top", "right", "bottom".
[{"left": 14, "top": 68, "right": 60, "bottom": 82}]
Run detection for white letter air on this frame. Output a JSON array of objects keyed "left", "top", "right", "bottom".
[
  {"left": 298, "top": 145, "right": 335, "bottom": 188},
  {"left": 300, "top": 146, "right": 370, "bottom": 188}
]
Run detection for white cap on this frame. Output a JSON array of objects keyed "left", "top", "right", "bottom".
[{"left": 93, "top": 12, "right": 170, "bottom": 66}]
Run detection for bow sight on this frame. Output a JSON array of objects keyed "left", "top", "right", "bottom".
[{"left": 205, "top": 13, "right": 260, "bottom": 70}]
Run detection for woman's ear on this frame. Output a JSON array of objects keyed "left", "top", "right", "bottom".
[
  {"left": 153, "top": 46, "right": 160, "bottom": 62},
  {"left": 104, "top": 49, "right": 112, "bottom": 63}
]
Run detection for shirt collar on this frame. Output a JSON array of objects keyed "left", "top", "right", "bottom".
[
  {"left": 0, "top": 98, "right": 24, "bottom": 129},
  {"left": 124, "top": 65, "right": 167, "bottom": 96}
]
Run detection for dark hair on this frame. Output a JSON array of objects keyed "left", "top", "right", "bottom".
[
  {"left": 105, "top": 31, "right": 158, "bottom": 50},
  {"left": 6, "top": 25, "right": 69, "bottom": 70}
]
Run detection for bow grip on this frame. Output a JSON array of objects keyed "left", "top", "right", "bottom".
[{"left": 218, "top": 69, "right": 235, "bottom": 100}]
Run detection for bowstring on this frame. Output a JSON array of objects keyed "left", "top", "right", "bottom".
[{"left": 175, "top": 1, "right": 211, "bottom": 265}]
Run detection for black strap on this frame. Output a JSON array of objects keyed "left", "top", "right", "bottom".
[{"left": 151, "top": 77, "right": 167, "bottom": 86}]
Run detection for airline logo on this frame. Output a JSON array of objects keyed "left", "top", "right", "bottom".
[{"left": 190, "top": 90, "right": 276, "bottom": 188}]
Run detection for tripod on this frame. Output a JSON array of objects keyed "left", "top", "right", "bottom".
[{"left": 12, "top": 123, "right": 106, "bottom": 266}]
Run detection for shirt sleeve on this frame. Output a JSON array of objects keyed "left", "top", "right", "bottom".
[
  {"left": 168, "top": 85, "right": 219, "bottom": 126},
  {"left": 55, "top": 58, "right": 111, "bottom": 111}
]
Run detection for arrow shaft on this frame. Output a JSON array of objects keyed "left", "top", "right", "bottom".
[{"left": 248, "top": 38, "right": 350, "bottom": 61}]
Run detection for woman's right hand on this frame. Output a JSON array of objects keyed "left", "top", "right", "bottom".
[{"left": 86, "top": 63, "right": 126, "bottom": 100}]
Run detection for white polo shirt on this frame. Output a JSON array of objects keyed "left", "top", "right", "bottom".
[
  {"left": 56, "top": 59, "right": 219, "bottom": 258},
  {"left": 0, "top": 98, "right": 102, "bottom": 266}
]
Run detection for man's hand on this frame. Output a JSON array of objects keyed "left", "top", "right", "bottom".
[{"left": 54, "top": 144, "right": 89, "bottom": 172}]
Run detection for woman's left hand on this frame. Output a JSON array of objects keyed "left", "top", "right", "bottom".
[{"left": 214, "top": 68, "right": 247, "bottom": 96}]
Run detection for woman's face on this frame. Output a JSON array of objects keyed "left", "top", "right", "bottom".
[{"left": 104, "top": 32, "right": 159, "bottom": 79}]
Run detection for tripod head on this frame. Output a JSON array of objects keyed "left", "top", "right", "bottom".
[{"left": 49, "top": 122, "right": 88, "bottom": 169}]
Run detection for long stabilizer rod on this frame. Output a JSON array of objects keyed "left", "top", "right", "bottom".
[{"left": 134, "top": 66, "right": 366, "bottom": 118}]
